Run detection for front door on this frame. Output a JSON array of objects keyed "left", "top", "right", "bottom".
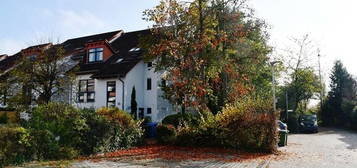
[{"left": 139, "top": 108, "right": 144, "bottom": 119}]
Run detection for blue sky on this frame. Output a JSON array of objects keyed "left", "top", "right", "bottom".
[
  {"left": 0, "top": 0, "right": 160, "bottom": 55},
  {"left": 1, "top": 0, "right": 357, "bottom": 81}
]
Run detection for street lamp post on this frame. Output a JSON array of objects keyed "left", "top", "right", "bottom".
[{"left": 317, "top": 50, "right": 323, "bottom": 112}]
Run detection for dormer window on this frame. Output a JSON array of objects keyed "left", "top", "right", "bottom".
[
  {"left": 88, "top": 48, "right": 103, "bottom": 62},
  {"left": 29, "top": 54, "right": 37, "bottom": 61}
]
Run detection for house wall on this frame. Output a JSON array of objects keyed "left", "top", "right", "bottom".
[
  {"left": 74, "top": 74, "right": 124, "bottom": 109},
  {"left": 123, "top": 61, "right": 145, "bottom": 112},
  {"left": 143, "top": 62, "right": 160, "bottom": 121},
  {"left": 126, "top": 61, "right": 175, "bottom": 122},
  {"left": 73, "top": 61, "right": 176, "bottom": 122}
]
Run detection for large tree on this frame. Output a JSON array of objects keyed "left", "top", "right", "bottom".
[
  {"left": 142, "top": 0, "right": 271, "bottom": 113},
  {"left": 277, "top": 34, "right": 321, "bottom": 113},
  {"left": 321, "top": 60, "right": 357, "bottom": 126},
  {"left": 9, "top": 44, "right": 75, "bottom": 107}
]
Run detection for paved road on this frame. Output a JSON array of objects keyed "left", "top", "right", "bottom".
[
  {"left": 269, "top": 127, "right": 357, "bottom": 168},
  {"left": 71, "top": 159, "right": 268, "bottom": 168}
]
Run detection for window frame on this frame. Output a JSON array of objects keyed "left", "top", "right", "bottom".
[
  {"left": 147, "top": 108, "right": 152, "bottom": 114},
  {"left": 106, "top": 81, "right": 116, "bottom": 107},
  {"left": 78, "top": 79, "right": 95, "bottom": 103},
  {"left": 88, "top": 48, "right": 104, "bottom": 63}
]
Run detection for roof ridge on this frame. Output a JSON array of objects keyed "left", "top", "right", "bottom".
[{"left": 65, "top": 30, "right": 123, "bottom": 41}]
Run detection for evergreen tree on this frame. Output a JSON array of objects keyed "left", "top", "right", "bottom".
[
  {"left": 321, "top": 60, "right": 357, "bottom": 126},
  {"left": 131, "top": 86, "right": 137, "bottom": 119}
]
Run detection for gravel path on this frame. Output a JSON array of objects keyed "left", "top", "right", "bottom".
[{"left": 269, "top": 127, "right": 357, "bottom": 168}]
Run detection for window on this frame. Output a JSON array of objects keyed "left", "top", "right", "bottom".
[
  {"left": 147, "top": 108, "right": 152, "bottom": 114},
  {"left": 78, "top": 79, "right": 95, "bottom": 102},
  {"left": 147, "top": 78, "right": 152, "bottom": 90},
  {"left": 107, "top": 81, "right": 116, "bottom": 107},
  {"left": 78, "top": 93, "right": 85, "bottom": 102},
  {"left": 147, "top": 62, "right": 152, "bottom": 67},
  {"left": 88, "top": 48, "right": 103, "bottom": 62},
  {"left": 29, "top": 54, "right": 37, "bottom": 61}
]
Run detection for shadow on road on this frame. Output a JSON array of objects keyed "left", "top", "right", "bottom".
[{"left": 318, "top": 127, "right": 357, "bottom": 150}]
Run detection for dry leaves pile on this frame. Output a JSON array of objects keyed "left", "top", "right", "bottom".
[{"left": 80, "top": 145, "right": 274, "bottom": 162}]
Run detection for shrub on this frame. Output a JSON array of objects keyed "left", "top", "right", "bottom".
[
  {"left": 0, "top": 112, "right": 8, "bottom": 124},
  {"left": 0, "top": 126, "right": 31, "bottom": 167},
  {"left": 217, "top": 97, "right": 278, "bottom": 152},
  {"left": 156, "top": 124, "right": 176, "bottom": 144},
  {"left": 174, "top": 97, "right": 278, "bottom": 153},
  {"left": 26, "top": 103, "right": 86, "bottom": 159},
  {"left": 78, "top": 108, "right": 109, "bottom": 155},
  {"left": 176, "top": 113, "right": 224, "bottom": 147},
  {"left": 162, "top": 113, "right": 199, "bottom": 127},
  {"left": 94, "top": 107, "right": 144, "bottom": 152}
]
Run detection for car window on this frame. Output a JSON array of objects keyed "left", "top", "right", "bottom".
[{"left": 301, "top": 115, "right": 316, "bottom": 121}]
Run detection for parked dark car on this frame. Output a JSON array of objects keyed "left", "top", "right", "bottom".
[{"left": 299, "top": 114, "right": 318, "bottom": 133}]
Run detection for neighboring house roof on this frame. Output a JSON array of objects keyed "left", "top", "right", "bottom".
[
  {"left": 0, "top": 43, "right": 53, "bottom": 75},
  {"left": 0, "top": 52, "right": 21, "bottom": 74},
  {"left": 22, "top": 43, "right": 52, "bottom": 51},
  {"left": 0, "top": 54, "right": 8, "bottom": 62},
  {"left": 0, "top": 52, "right": 25, "bottom": 77},
  {"left": 91, "top": 29, "right": 152, "bottom": 78},
  {"left": 0, "top": 29, "right": 153, "bottom": 79},
  {"left": 62, "top": 30, "right": 122, "bottom": 55}
]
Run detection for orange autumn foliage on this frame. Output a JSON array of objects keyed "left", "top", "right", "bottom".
[{"left": 80, "top": 145, "right": 272, "bottom": 163}]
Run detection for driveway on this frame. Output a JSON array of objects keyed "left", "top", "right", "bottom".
[
  {"left": 19, "top": 127, "right": 357, "bottom": 168},
  {"left": 269, "top": 127, "right": 357, "bottom": 168}
]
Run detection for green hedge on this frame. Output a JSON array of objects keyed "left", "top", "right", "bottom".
[
  {"left": 162, "top": 113, "right": 199, "bottom": 127},
  {"left": 156, "top": 124, "right": 176, "bottom": 144},
  {"left": 94, "top": 107, "right": 144, "bottom": 152},
  {"left": 2, "top": 103, "right": 144, "bottom": 167},
  {"left": 26, "top": 103, "right": 86, "bottom": 160},
  {"left": 0, "top": 126, "right": 31, "bottom": 167},
  {"left": 172, "top": 97, "right": 278, "bottom": 153}
]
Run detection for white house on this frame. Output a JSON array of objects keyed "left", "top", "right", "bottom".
[{"left": 0, "top": 29, "right": 176, "bottom": 122}]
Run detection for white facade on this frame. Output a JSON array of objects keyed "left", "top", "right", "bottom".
[{"left": 72, "top": 61, "right": 175, "bottom": 122}]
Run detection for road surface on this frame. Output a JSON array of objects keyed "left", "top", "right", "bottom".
[{"left": 269, "top": 127, "right": 357, "bottom": 168}]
